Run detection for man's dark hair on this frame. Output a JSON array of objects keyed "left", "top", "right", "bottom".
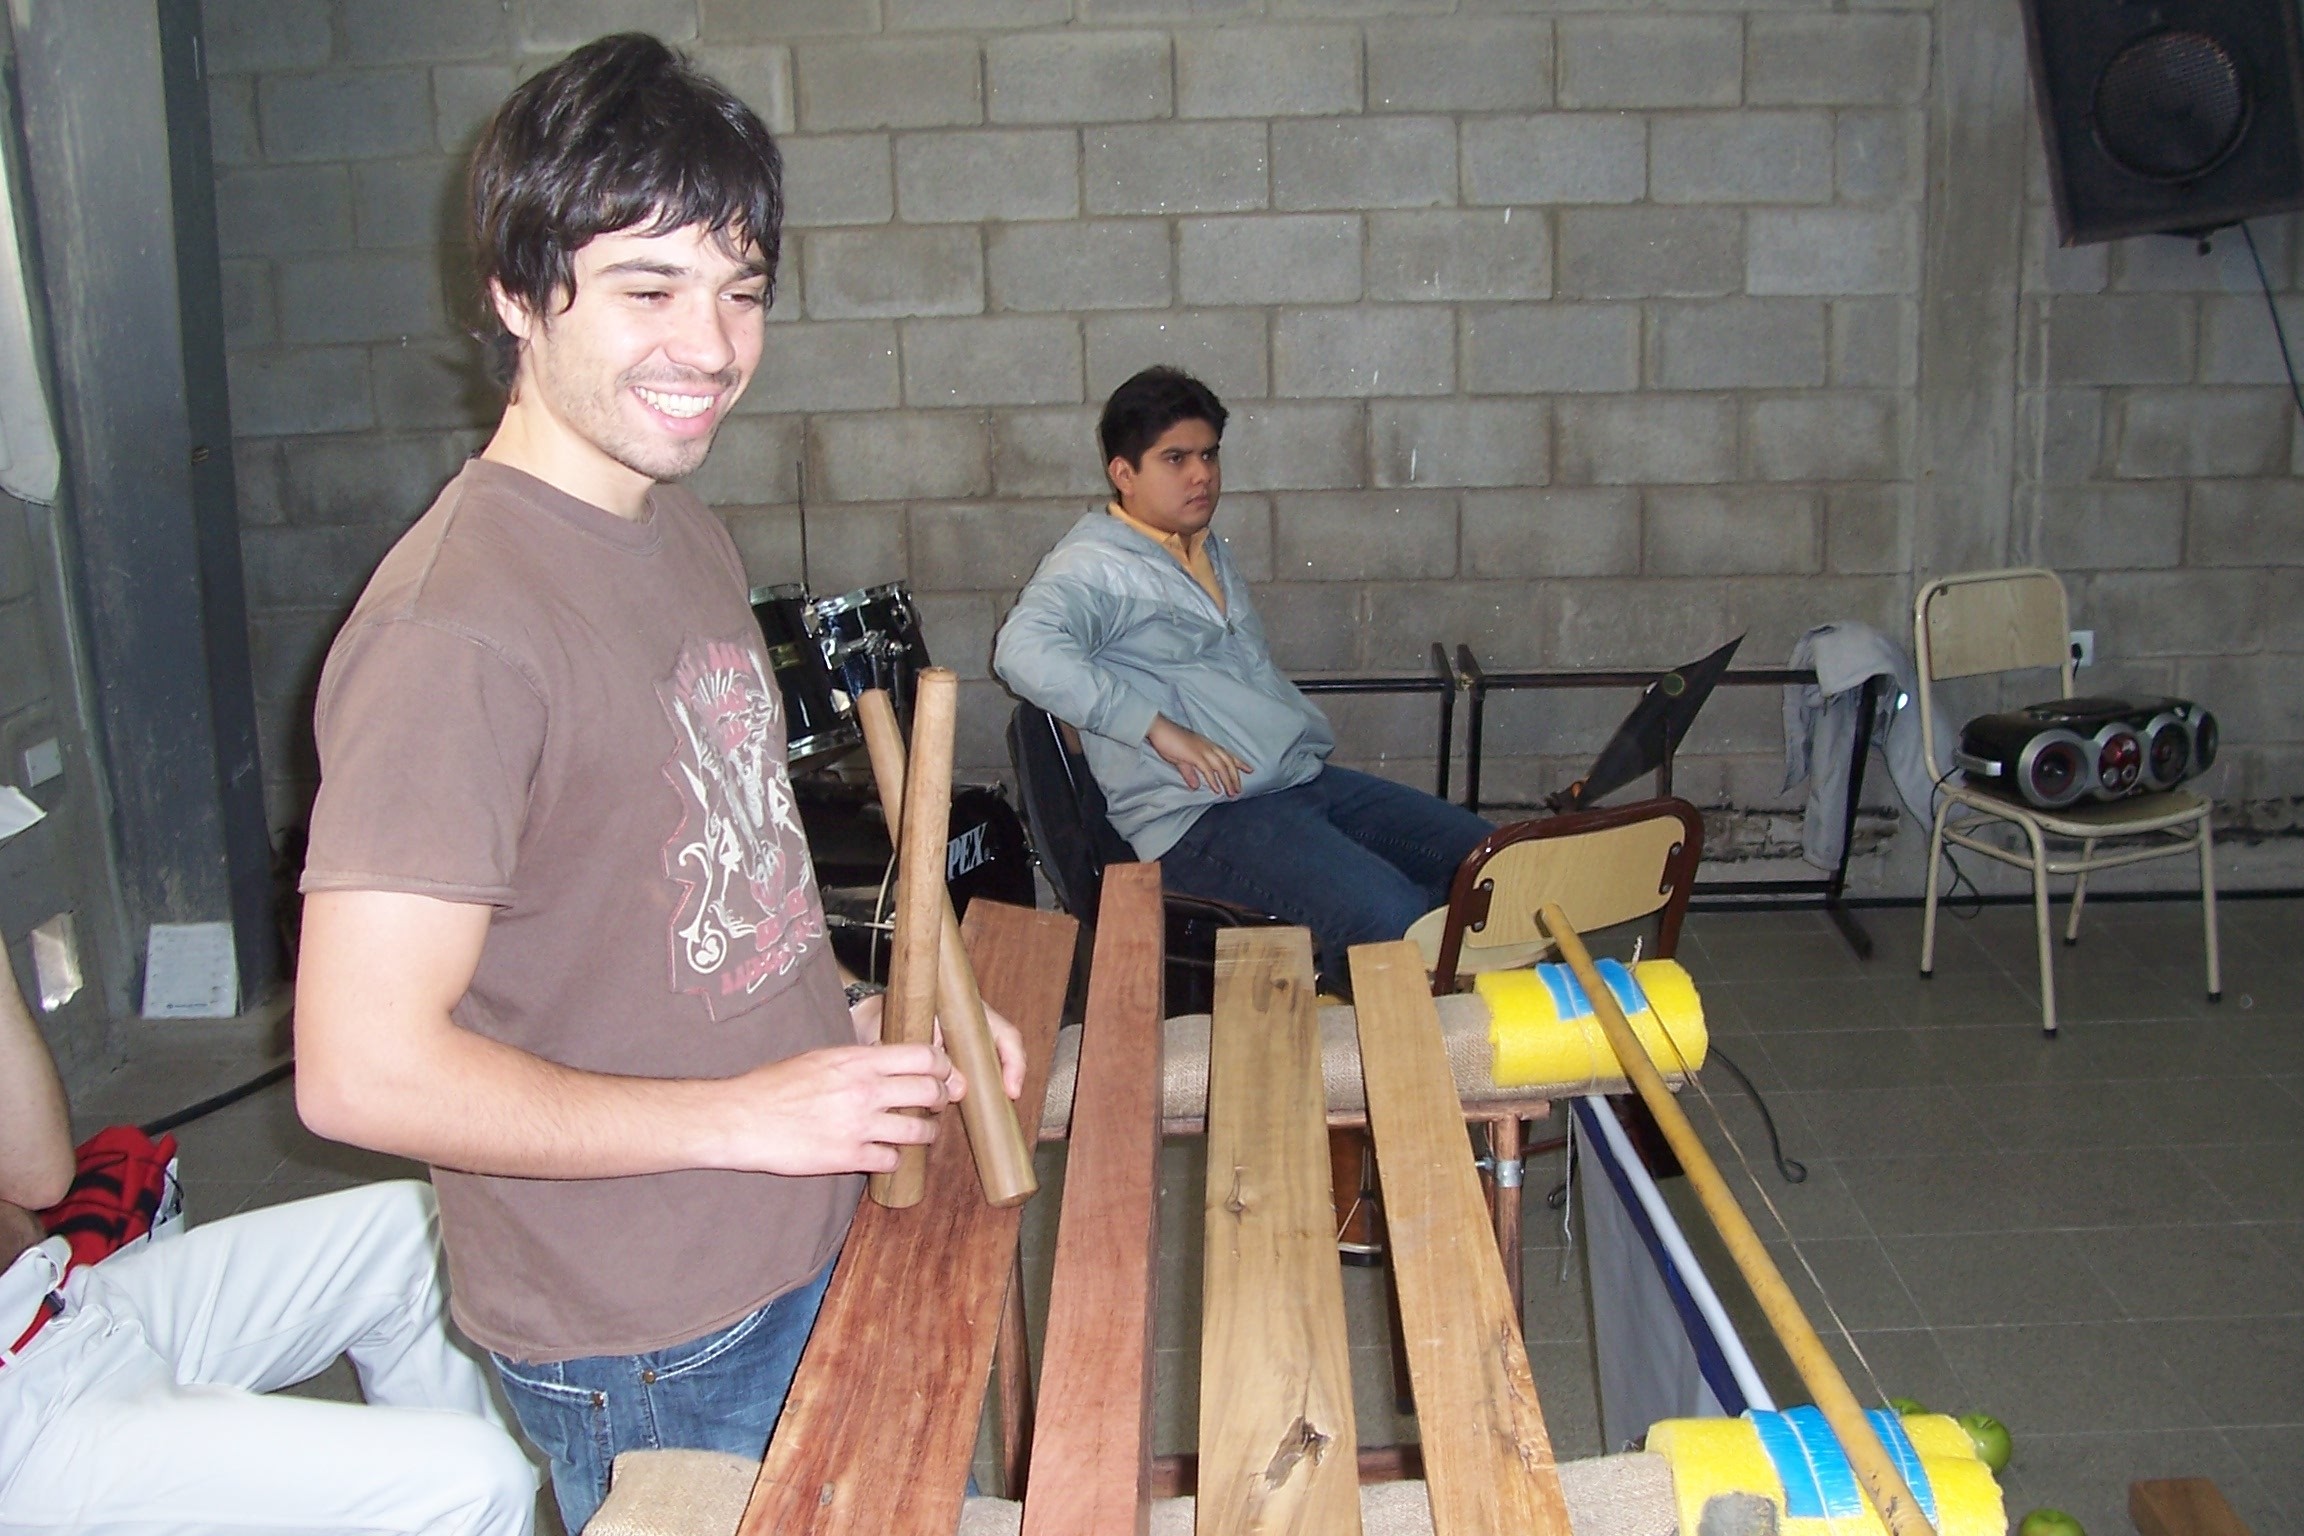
[
  {"left": 1098, "top": 366, "right": 1229, "bottom": 470},
  {"left": 469, "top": 33, "right": 784, "bottom": 384}
]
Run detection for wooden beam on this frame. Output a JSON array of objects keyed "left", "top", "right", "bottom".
[
  {"left": 1348, "top": 940, "right": 1572, "bottom": 1536},
  {"left": 740, "top": 899, "right": 1077, "bottom": 1536},
  {"left": 1197, "top": 927, "right": 1361, "bottom": 1536},
  {"left": 2131, "top": 1479, "right": 2255, "bottom": 1536},
  {"left": 1022, "top": 862, "right": 1166, "bottom": 1536}
]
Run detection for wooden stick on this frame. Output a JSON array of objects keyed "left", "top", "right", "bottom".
[
  {"left": 2131, "top": 1479, "right": 2255, "bottom": 1536},
  {"left": 1536, "top": 904, "right": 1936, "bottom": 1536},
  {"left": 867, "top": 669, "right": 957, "bottom": 1209},
  {"left": 1348, "top": 939, "right": 1571, "bottom": 1536},
  {"left": 1199, "top": 926, "right": 1362, "bottom": 1536},
  {"left": 855, "top": 688, "right": 1037, "bottom": 1207},
  {"left": 742, "top": 901, "right": 1077, "bottom": 1536},
  {"left": 1021, "top": 862, "right": 1165, "bottom": 1536}
]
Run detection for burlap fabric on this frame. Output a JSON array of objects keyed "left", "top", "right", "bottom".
[
  {"left": 1033, "top": 998, "right": 1683, "bottom": 1138},
  {"left": 584, "top": 1449, "right": 1678, "bottom": 1536}
]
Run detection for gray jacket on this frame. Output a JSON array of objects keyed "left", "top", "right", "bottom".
[
  {"left": 1783, "top": 621, "right": 1946, "bottom": 869},
  {"left": 994, "top": 510, "right": 1333, "bottom": 860}
]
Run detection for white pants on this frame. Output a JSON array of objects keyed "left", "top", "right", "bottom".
[{"left": 0, "top": 1180, "right": 537, "bottom": 1535}]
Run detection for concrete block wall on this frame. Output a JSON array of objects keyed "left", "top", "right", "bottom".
[{"left": 206, "top": 0, "right": 2302, "bottom": 883}]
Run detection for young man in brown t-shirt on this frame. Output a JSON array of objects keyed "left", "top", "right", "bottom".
[{"left": 292, "top": 36, "right": 1019, "bottom": 1531}]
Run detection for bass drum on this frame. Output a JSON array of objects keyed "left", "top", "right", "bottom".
[
  {"left": 750, "top": 584, "right": 859, "bottom": 765},
  {"left": 811, "top": 583, "right": 932, "bottom": 721},
  {"left": 812, "top": 783, "right": 1037, "bottom": 983},
  {"left": 944, "top": 785, "right": 1037, "bottom": 916}
]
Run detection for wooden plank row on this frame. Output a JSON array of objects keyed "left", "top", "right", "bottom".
[
  {"left": 1022, "top": 862, "right": 1167, "bottom": 1536},
  {"left": 1198, "top": 927, "right": 1361, "bottom": 1536},
  {"left": 1349, "top": 939, "right": 1573, "bottom": 1536},
  {"left": 740, "top": 899, "right": 1077, "bottom": 1536}
]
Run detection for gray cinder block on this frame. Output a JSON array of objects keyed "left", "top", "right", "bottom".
[
  {"left": 811, "top": 411, "right": 991, "bottom": 502},
  {"left": 783, "top": 135, "right": 895, "bottom": 228},
  {"left": 278, "top": 253, "right": 450, "bottom": 344},
  {"left": 685, "top": 415, "right": 806, "bottom": 507},
  {"left": 744, "top": 321, "right": 902, "bottom": 415},
  {"left": 227, "top": 348, "right": 376, "bottom": 438},
  {"left": 695, "top": 43, "right": 796, "bottom": 135},
  {"left": 902, "top": 316, "right": 1084, "bottom": 407},
  {"left": 1823, "top": 485, "right": 1917, "bottom": 575},
  {"left": 796, "top": 39, "right": 983, "bottom": 131},
  {"left": 202, "top": 0, "right": 332, "bottom": 74},
  {"left": 1366, "top": 210, "right": 1552, "bottom": 303},
  {"left": 260, "top": 71, "right": 435, "bottom": 162},
  {"left": 216, "top": 165, "right": 353, "bottom": 258},
  {"left": 2036, "top": 294, "right": 2195, "bottom": 385},
  {"left": 1747, "top": 209, "right": 1919, "bottom": 296},
  {"left": 1371, "top": 400, "right": 1550, "bottom": 488},
  {"left": 1829, "top": 298, "right": 1918, "bottom": 388},
  {"left": 896, "top": 130, "right": 1080, "bottom": 224},
  {"left": 1745, "top": 394, "right": 1904, "bottom": 481},
  {"left": 1176, "top": 25, "right": 1363, "bottom": 119},
  {"left": 1367, "top": 21, "right": 1554, "bottom": 113},
  {"left": 1651, "top": 113, "right": 1834, "bottom": 205},
  {"left": 1461, "top": 489, "right": 1641, "bottom": 579},
  {"left": 1275, "top": 306, "right": 1455, "bottom": 398},
  {"left": 1836, "top": 111, "right": 1924, "bottom": 207},
  {"left": 1464, "top": 115, "right": 1646, "bottom": 206},
  {"left": 280, "top": 434, "right": 464, "bottom": 526},
  {"left": 1556, "top": 396, "right": 1736, "bottom": 484},
  {"left": 1273, "top": 490, "right": 1460, "bottom": 580},
  {"left": 1651, "top": 300, "right": 1828, "bottom": 390},
  {"left": 1558, "top": 17, "right": 1741, "bottom": 109},
  {"left": 341, "top": 0, "right": 507, "bottom": 65},
  {"left": 1464, "top": 304, "right": 1640, "bottom": 394},
  {"left": 519, "top": 0, "right": 698, "bottom": 50},
  {"left": 987, "top": 221, "right": 1173, "bottom": 313},
  {"left": 2030, "top": 486, "right": 2183, "bottom": 572},
  {"left": 801, "top": 227, "right": 985, "bottom": 319},
  {"left": 432, "top": 65, "right": 517, "bottom": 157},
  {"left": 1748, "top": 15, "right": 1931, "bottom": 106},
  {"left": 371, "top": 339, "right": 499, "bottom": 432},
  {"left": 1179, "top": 215, "right": 1364, "bottom": 306},
  {"left": 1645, "top": 488, "right": 1821, "bottom": 576},
  {"left": 2113, "top": 389, "right": 2293, "bottom": 478},
  {"left": 1558, "top": 208, "right": 1741, "bottom": 299},
  {"left": 991, "top": 407, "right": 1106, "bottom": 498},
  {"left": 986, "top": 32, "right": 1172, "bottom": 124},
  {"left": 1086, "top": 123, "right": 1269, "bottom": 216},
  {"left": 911, "top": 501, "right": 1085, "bottom": 588},
  {"left": 2187, "top": 479, "right": 2304, "bottom": 566},
  {"left": 1274, "top": 117, "right": 1458, "bottom": 212},
  {"left": 701, "top": 0, "right": 880, "bottom": 42},
  {"left": 1084, "top": 309, "right": 1271, "bottom": 401},
  {"left": 1221, "top": 402, "right": 1366, "bottom": 492}
]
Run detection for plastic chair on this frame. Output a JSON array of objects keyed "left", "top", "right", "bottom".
[{"left": 1914, "top": 568, "right": 2219, "bottom": 1036}]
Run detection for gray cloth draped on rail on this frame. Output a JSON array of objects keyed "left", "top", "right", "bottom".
[{"left": 1782, "top": 621, "right": 1944, "bottom": 870}]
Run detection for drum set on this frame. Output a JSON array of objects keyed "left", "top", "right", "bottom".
[{"left": 750, "top": 582, "right": 1036, "bottom": 980}]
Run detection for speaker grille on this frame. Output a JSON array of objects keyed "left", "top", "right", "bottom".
[{"left": 2092, "top": 30, "right": 2251, "bottom": 182}]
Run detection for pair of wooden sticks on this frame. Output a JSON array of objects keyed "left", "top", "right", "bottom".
[{"left": 852, "top": 675, "right": 1037, "bottom": 1210}]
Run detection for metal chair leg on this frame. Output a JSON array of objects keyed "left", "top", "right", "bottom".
[
  {"left": 2065, "top": 837, "right": 2095, "bottom": 945},
  {"left": 2026, "top": 822, "right": 2057, "bottom": 1036},
  {"left": 2200, "top": 815, "right": 2222, "bottom": 1002},
  {"left": 1920, "top": 799, "right": 1950, "bottom": 977}
]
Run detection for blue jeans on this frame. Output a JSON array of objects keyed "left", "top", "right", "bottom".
[
  {"left": 1159, "top": 765, "right": 1493, "bottom": 982},
  {"left": 490, "top": 1260, "right": 835, "bottom": 1533}
]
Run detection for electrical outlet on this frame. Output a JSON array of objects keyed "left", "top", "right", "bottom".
[
  {"left": 22, "top": 737, "right": 60, "bottom": 788},
  {"left": 2070, "top": 629, "right": 2095, "bottom": 668}
]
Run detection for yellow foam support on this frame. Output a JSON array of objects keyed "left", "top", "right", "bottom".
[
  {"left": 1477, "top": 957, "right": 1708, "bottom": 1089},
  {"left": 1647, "top": 1413, "right": 2006, "bottom": 1536}
]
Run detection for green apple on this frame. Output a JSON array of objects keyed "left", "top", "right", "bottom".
[
  {"left": 1957, "top": 1411, "right": 2012, "bottom": 1473},
  {"left": 1887, "top": 1396, "right": 1929, "bottom": 1417},
  {"left": 2018, "top": 1508, "right": 2084, "bottom": 1536}
]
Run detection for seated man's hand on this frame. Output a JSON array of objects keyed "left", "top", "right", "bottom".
[{"left": 1147, "top": 715, "right": 1251, "bottom": 797}]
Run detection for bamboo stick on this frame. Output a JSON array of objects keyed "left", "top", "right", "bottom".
[
  {"left": 866, "top": 669, "right": 958, "bottom": 1209},
  {"left": 1536, "top": 903, "right": 1936, "bottom": 1536},
  {"left": 855, "top": 687, "right": 1037, "bottom": 1207}
]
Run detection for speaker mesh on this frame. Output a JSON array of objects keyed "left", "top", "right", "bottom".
[{"left": 2093, "top": 30, "right": 2250, "bottom": 181}]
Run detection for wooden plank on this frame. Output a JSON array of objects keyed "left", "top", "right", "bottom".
[
  {"left": 1022, "top": 862, "right": 1167, "bottom": 1536},
  {"left": 1348, "top": 940, "right": 1572, "bottom": 1536},
  {"left": 739, "top": 899, "right": 1077, "bottom": 1536},
  {"left": 1197, "top": 927, "right": 1361, "bottom": 1536},
  {"left": 2131, "top": 1479, "right": 2256, "bottom": 1536}
]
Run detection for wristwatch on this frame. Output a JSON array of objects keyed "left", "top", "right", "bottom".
[{"left": 843, "top": 979, "right": 885, "bottom": 1010}]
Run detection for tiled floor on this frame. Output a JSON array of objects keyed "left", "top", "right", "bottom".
[{"left": 74, "top": 897, "right": 2301, "bottom": 1535}]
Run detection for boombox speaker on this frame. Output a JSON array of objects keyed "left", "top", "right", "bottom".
[{"left": 2020, "top": 0, "right": 2304, "bottom": 243}]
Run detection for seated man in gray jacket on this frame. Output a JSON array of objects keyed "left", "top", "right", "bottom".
[{"left": 994, "top": 366, "right": 1493, "bottom": 985}]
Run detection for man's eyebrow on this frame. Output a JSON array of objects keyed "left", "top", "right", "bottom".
[{"left": 593, "top": 258, "right": 693, "bottom": 278}]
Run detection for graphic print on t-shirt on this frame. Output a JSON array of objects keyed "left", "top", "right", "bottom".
[{"left": 660, "top": 638, "right": 823, "bottom": 1015}]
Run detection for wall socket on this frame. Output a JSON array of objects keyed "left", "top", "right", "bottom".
[
  {"left": 2069, "top": 629, "right": 2095, "bottom": 668},
  {"left": 22, "top": 737, "right": 61, "bottom": 787}
]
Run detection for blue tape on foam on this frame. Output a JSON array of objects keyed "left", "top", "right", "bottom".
[
  {"left": 1534, "top": 958, "right": 1649, "bottom": 1020},
  {"left": 1749, "top": 1407, "right": 1938, "bottom": 1525}
]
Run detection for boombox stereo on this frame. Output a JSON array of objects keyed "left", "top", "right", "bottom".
[{"left": 1956, "top": 697, "right": 2218, "bottom": 810}]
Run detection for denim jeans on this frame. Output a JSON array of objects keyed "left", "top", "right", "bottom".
[
  {"left": 491, "top": 1259, "right": 835, "bottom": 1533},
  {"left": 1159, "top": 764, "right": 1493, "bottom": 982}
]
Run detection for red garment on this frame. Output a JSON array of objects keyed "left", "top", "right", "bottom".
[{"left": 40, "top": 1125, "right": 179, "bottom": 1268}]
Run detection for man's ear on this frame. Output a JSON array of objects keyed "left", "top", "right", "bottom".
[
  {"left": 487, "top": 278, "right": 537, "bottom": 343},
  {"left": 1107, "top": 454, "right": 1136, "bottom": 503}
]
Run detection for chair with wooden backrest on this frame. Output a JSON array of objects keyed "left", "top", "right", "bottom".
[
  {"left": 1915, "top": 568, "right": 2219, "bottom": 1036},
  {"left": 1403, "top": 796, "right": 1706, "bottom": 1302}
]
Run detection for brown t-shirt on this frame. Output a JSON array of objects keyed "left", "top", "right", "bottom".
[{"left": 302, "top": 459, "right": 857, "bottom": 1363}]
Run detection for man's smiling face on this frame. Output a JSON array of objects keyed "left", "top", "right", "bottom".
[{"left": 492, "top": 221, "right": 768, "bottom": 514}]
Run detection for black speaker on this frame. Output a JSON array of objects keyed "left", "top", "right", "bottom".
[{"left": 2022, "top": 0, "right": 2304, "bottom": 244}]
